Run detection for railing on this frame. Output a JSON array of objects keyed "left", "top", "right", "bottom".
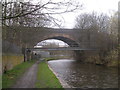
[{"left": 26, "top": 47, "right": 98, "bottom": 51}]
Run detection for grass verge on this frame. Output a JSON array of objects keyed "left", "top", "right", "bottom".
[
  {"left": 44, "top": 57, "right": 59, "bottom": 61},
  {"left": 36, "top": 61, "right": 63, "bottom": 88},
  {"left": 2, "top": 60, "right": 36, "bottom": 88}
]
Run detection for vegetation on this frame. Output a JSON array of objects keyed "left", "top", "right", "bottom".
[
  {"left": 75, "top": 12, "right": 118, "bottom": 50},
  {"left": 44, "top": 57, "right": 59, "bottom": 61},
  {"left": 2, "top": 60, "right": 36, "bottom": 88},
  {"left": 74, "top": 12, "right": 118, "bottom": 66},
  {"left": 44, "top": 55, "right": 72, "bottom": 61},
  {"left": 105, "top": 49, "right": 118, "bottom": 67},
  {"left": 84, "top": 49, "right": 118, "bottom": 67},
  {"left": 2, "top": 1, "right": 82, "bottom": 27},
  {"left": 36, "top": 61, "right": 63, "bottom": 88}
]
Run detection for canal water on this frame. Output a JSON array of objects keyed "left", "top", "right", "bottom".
[{"left": 48, "top": 59, "right": 118, "bottom": 88}]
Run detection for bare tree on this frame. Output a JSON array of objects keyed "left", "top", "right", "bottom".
[
  {"left": 74, "top": 12, "right": 115, "bottom": 51},
  {"left": 2, "top": 2, "right": 50, "bottom": 27},
  {"left": 108, "top": 12, "right": 118, "bottom": 49},
  {"left": 74, "top": 12, "right": 118, "bottom": 64},
  {"left": 2, "top": 0, "right": 83, "bottom": 27},
  {"left": 75, "top": 12, "right": 110, "bottom": 32}
]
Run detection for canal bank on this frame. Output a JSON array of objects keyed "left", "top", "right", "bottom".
[
  {"left": 48, "top": 63, "right": 71, "bottom": 88},
  {"left": 35, "top": 60, "right": 63, "bottom": 88}
]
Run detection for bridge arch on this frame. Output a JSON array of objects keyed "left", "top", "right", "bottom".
[
  {"left": 34, "top": 35, "right": 82, "bottom": 60},
  {"left": 35, "top": 34, "right": 79, "bottom": 47}
]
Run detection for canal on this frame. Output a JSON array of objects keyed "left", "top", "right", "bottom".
[{"left": 48, "top": 59, "right": 118, "bottom": 88}]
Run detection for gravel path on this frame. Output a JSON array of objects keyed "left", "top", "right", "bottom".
[{"left": 12, "top": 61, "right": 39, "bottom": 88}]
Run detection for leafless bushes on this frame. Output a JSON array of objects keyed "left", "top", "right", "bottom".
[
  {"left": 74, "top": 12, "right": 118, "bottom": 66},
  {"left": 75, "top": 12, "right": 118, "bottom": 51}
]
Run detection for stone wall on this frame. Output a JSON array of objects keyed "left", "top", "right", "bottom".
[
  {"left": 2, "top": 54, "right": 24, "bottom": 72},
  {"left": 2, "top": 40, "right": 24, "bottom": 73}
]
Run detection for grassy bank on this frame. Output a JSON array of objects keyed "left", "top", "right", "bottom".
[
  {"left": 2, "top": 60, "right": 36, "bottom": 88},
  {"left": 44, "top": 57, "right": 59, "bottom": 61},
  {"left": 44, "top": 57, "right": 70, "bottom": 61},
  {"left": 36, "top": 61, "right": 63, "bottom": 88}
]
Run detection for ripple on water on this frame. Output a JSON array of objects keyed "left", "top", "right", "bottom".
[{"left": 48, "top": 59, "right": 118, "bottom": 88}]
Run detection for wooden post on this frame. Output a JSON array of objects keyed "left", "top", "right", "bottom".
[
  {"left": 24, "top": 48, "right": 26, "bottom": 62},
  {"left": 26, "top": 49, "right": 31, "bottom": 61}
]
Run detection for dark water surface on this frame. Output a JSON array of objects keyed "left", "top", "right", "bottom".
[{"left": 48, "top": 59, "right": 118, "bottom": 88}]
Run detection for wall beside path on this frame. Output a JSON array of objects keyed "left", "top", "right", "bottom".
[
  {"left": 2, "top": 54, "right": 24, "bottom": 72},
  {"left": 2, "top": 40, "right": 24, "bottom": 73}
]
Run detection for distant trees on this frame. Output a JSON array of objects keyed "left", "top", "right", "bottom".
[
  {"left": 36, "top": 40, "right": 72, "bottom": 57},
  {"left": 75, "top": 12, "right": 110, "bottom": 31},
  {"left": 109, "top": 12, "right": 118, "bottom": 49},
  {"left": 37, "top": 40, "right": 69, "bottom": 48},
  {"left": 38, "top": 41, "right": 60, "bottom": 48},
  {"left": 74, "top": 12, "right": 118, "bottom": 66},
  {"left": 75, "top": 12, "right": 118, "bottom": 51}
]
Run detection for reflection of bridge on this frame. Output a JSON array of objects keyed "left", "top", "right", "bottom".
[{"left": 27, "top": 47, "right": 98, "bottom": 51}]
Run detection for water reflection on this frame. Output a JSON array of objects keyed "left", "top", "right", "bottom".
[{"left": 48, "top": 59, "right": 118, "bottom": 88}]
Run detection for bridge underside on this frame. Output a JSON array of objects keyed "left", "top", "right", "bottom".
[{"left": 46, "top": 36, "right": 79, "bottom": 47}]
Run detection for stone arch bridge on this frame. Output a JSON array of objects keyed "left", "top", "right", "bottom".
[
  {"left": 3, "top": 26, "right": 99, "bottom": 61},
  {"left": 3, "top": 26, "right": 98, "bottom": 48}
]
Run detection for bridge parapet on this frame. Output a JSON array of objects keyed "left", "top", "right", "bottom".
[{"left": 3, "top": 26, "right": 99, "bottom": 49}]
